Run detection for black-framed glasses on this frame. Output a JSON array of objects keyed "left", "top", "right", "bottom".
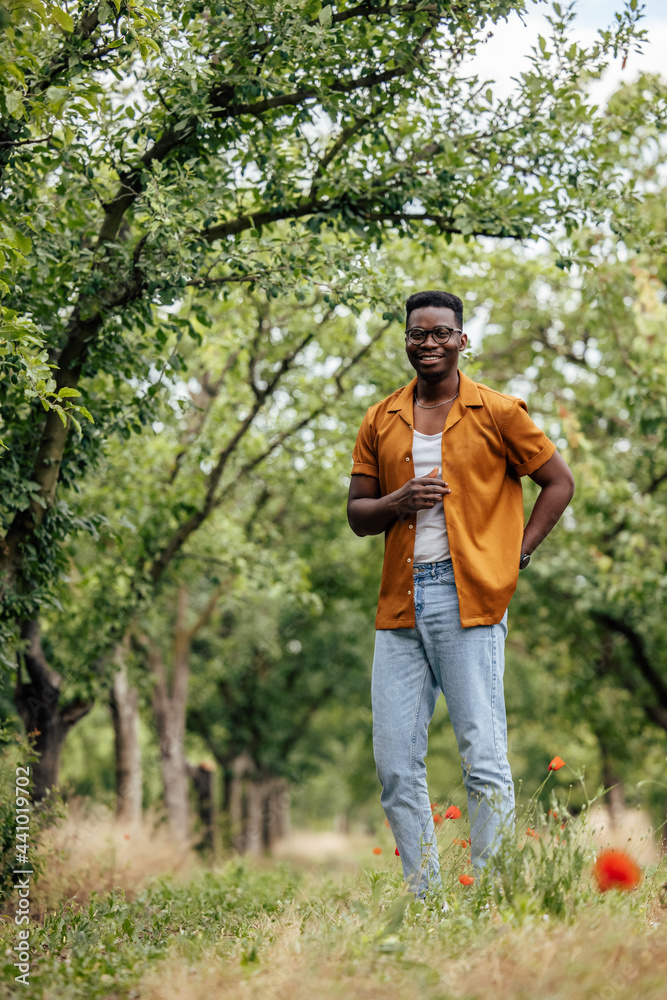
[{"left": 406, "top": 325, "right": 462, "bottom": 345}]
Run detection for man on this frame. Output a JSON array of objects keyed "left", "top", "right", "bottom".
[{"left": 347, "top": 289, "right": 575, "bottom": 895}]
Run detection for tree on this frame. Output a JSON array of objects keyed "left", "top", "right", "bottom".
[
  {"left": 18, "top": 285, "right": 387, "bottom": 812},
  {"left": 1, "top": 0, "right": 648, "bottom": 614},
  {"left": 0, "top": 0, "right": 160, "bottom": 444}
]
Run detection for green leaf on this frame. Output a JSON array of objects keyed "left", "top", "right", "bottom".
[
  {"left": 52, "top": 7, "right": 74, "bottom": 32},
  {"left": 13, "top": 231, "right": 32, "bottom": 255},
  {"left": 137, "top": 36, "right": 160, "bottom": 55},
  {"left": 45, "top": 85, "right": 69, "bottom": 104},
  {"left": 4, "top": 91, "right": 23, "bottom": 115}
]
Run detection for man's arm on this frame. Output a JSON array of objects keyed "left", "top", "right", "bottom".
[
  {"left": 521, "top": 451, "right": 575, "bottom": 557},
  {"left": 347, "top": 469, "right": 451, "bottom": 537}
]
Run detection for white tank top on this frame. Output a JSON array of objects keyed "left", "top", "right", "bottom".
[{"left": 412, "top": 429, "right": 450, "bottom": 563}]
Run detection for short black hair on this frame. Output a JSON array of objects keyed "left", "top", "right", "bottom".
[{"left": 405, "top": 290, "right": 463, "bottom": 330}]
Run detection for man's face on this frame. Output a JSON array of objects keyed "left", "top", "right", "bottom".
[{"left": 405, "top": 306, "right": 467, "bottom": 380}]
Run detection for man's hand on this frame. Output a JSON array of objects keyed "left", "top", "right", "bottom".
[
  {"left": 389, "top": 467, "right": 451, "bottom": 517},
  {"left": 347, "top": 468, "right": 451, "bottom": 537}
]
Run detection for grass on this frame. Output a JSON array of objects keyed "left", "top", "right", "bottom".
[{"left": 0, "top": 797, "right": 666, "bottom": 1000}]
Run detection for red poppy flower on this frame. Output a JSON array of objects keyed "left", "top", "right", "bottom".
[
  {"left": 459, "top": 874, "right": 475, "bottom": 885},
  {"left": 444, "top": 805, "right": 462, "bottom": 820},
  {"left": 395, "top": 847, "right": 400, "bottom": 856},
  {"left": 452, "top": 838, "right": 468, "bottom": 848},
  {"left": 593, "top": 850, "right": 641, "bottom": 892},
  {"left": 548, "top": 756, "right": 566, "bottom": 771},
  {"left": 526, "top": 828, "right": 539, "bottom": 838},
  {"left": 433, "top": 813, "right": 444, "bottom": 825},
  {"left": 430, "top": 802, "right": 438, "bottom": 812},
  {"left": 373, "top": 846, "right": 382, "bottom": 855}
]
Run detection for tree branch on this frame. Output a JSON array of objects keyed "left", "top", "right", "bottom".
[
  {"left": 17, "top": 619, "right": 61, "bottom": 695},
  {"left": 308, "top": 114, "right": 376, "bottom": 199},
  {"left": 331, "top": 2, "right": 431, "bottom": 24},
  {"left": 187, "top": 582, "right": 226, "bottom": 643},
  {"left": 224, "top": 321, "right": 391, "bottom": 488},
  {"left": 202, "top": 199, "right": 327, "bottom": 242},
  {"left": 14, "top": 618, "right": 93, "bottom": 740},
  {"left": 148, "top": 329, "right": 316, "bottom": 586},
  {"left": 592, "top": 612, "right": 667, "bottom": 709},
  {"left": 167, "top": 362, "right": 240, "bottom": 486},
  {"left": 211, "top": 25, "right": 433, "bottom": 122},
  {"left": 0, "top": 133, "right": 53, "bottom": 148}
]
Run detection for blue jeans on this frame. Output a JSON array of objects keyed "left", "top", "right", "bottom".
[{"left": 371, "top": 560, "right": 514, "bottom": 894}]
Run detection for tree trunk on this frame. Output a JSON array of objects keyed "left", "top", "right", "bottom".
[
  {"left": 109, "top": 640, "right": 142, "bottom": 826},
  {"left": 158, "top": 730, "right": 190, "bottom": 843},
  {"left": 264, "top": 777, "right": 290, "bottom": 849},
  {"left": 229, "top": 752, "right": 254, "bottom": 854},
  {"left": 144, "top": 588, "right": 192, "bottom": 844},
  {"left": 14, "top": 619, "right": 92, "bottom": 800},
  {"left": 150, "top": 653, "right": 190, "bottom": 843},
  {"left": 187, "top": 760, "right": 217, "bottom": 853},
  {"left": 245, "top": 780, "right": 264, "bottom": 856},
  {"left": 142, "top": 584, "right": 226, "bottom": 843},
  {"left": 601, "top": 756, "right": 625, "bottom": 829},
  {"left": 227, "top": 756, "right": 289, "bottom": 854}
]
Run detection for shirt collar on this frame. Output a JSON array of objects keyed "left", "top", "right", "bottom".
[
  {"left": 458, "top": 370, "right": 483, "bottom": 407},
  {"left": 388, "top": 370, "right": 483, "bottom": 422}
]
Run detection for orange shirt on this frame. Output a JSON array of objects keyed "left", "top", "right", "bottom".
[{"left": 351, "top": 371, "right": 556, "bottom": 629}]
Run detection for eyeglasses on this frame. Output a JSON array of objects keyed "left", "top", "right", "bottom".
[{"left": 405, "top": 325, "right": 462, "bottom": 345}]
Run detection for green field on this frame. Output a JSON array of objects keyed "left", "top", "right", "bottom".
[{"left": 2, "top": 807, "right": 665, "bottom": 1000}]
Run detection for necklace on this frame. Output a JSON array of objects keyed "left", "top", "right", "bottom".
[
  {"left": 414, "top": 385, "right": 459, "bottom": 409},
  {"left": 415, "top": 392, "right": 458, "bottom": 409}
]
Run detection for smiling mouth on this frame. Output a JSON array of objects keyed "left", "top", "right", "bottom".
[{"left": 418, "top": 354, "right": 443, "bottom": 361}]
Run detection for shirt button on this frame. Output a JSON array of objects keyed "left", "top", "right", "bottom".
[
  {"left": 407, "top": 557, "right": 411, "bottom": 563},
  {"left": 405, "top": 456, "right": 410, "bottom": 461},
  {"left": 408, "top": 590, "right": 412, "bottom": 595},
  {"left": 408, "top": 524, "right": 414, "bottom": 529}
]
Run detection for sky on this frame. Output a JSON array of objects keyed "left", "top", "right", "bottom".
[{"left": 464, "top": 0, "right": 666, "bottom": 102}]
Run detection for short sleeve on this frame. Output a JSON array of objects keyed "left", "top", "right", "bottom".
[
  {"left": 351, "top": 408, "right": 379, "bottom": 478},
  {"left": 504, "top": 399, "right": 556, "bottom": 476}
]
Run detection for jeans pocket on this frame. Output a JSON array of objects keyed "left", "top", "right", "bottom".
[{"left": 435, "top": 564, "right": 455, "bottom": 586}]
